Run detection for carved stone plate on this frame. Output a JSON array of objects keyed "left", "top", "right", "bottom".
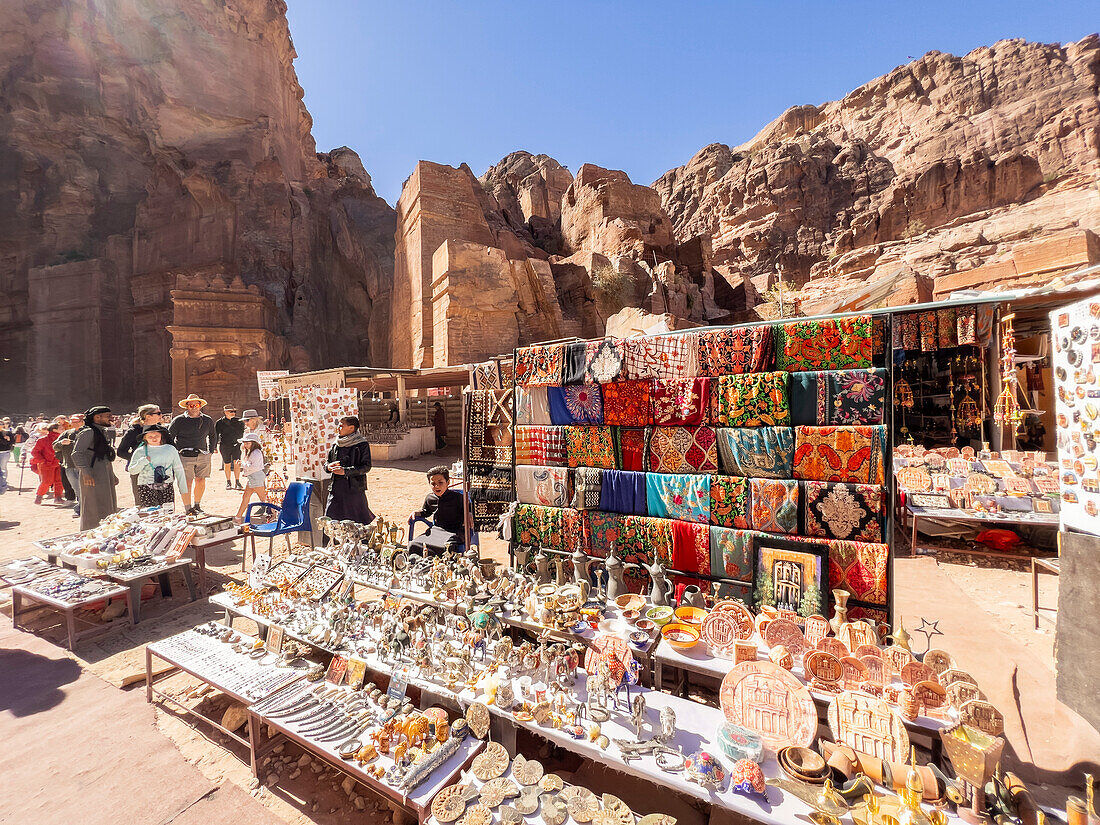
[
  {"left": 638, "top": 815, "right": 678, "bottom": 825},
  {"left": 945, "top": 680, "right": 984, "bottom": 709},
  {"left": 960, "top": 699, "right": 1005, "bottom": 736},
  {"left": 479, "top": 778, "right": 519, "bottom": 808},
  {"left": 433, "top": 785, "right": 472, "bottom": 823},
  {"left": 460, "top": 803, "right": 493, "bottom": 825},
  {"left": 911, "top": 680, "right": 948, "bottom": 715},
  {"left": 854, "top": 644, "right": 882, "bottom": 660},
  {"left": 539, "top": 774, "right": 564, "bottom": 793},
  {"left": 803, "top": 615, "right": 829, "bottom": 648},
  {"left": 941, "top": 668, "right": 977, "bottom": 687},
  {"left": 764, "top": 618, "right": 808, "bottom": 657},
  {"left": 859, "top": 654, "right": 886, "bottom": 685},
  {"left": 600, "top": 794, "right": 635, "bottom": 825},
  {"left": 804, "top": 650, "right": 843, "bottom": 686},
  {"left": 827, "top": 690, "right": 910, "bottom": 763},
  {"left": 883, "top": 645, "right": 912, "bottom": 676},
  {"left": 897, "top": 467, "right": 932, "bottom": 492},
  {"left": 561, "top": 787, "right": 599, "bottom": 823},
  {"left": 701, "top": 610, "right": 741, "bottom": 654},
  {"left": 900, "top": 661, "right": 936, "bottom": 687},
  {"left": 838, "top": 621, "right": 877, "bottom": 652},
  {"left": 541, "top": 795, "right": 567, "bottom": 825},
  {"left": 514, "top": 786, "right": 541, "bottom": 815},
  {"left": 472, "top": 741, "right": 510, "bottom": 781},
  {"left": 817, "top": 637, "right": 850, "bottom": 659},
  {"left": 512, "top": 753, "right": 545, "bottom": 786},
  {"left": 466, "top": 702, "right": 491, "bottom": 739},
  {"left": 923, "top": 649, "right": 955, "bottom": 676},
  {"left": 714, "top": 601, "right": 756, "bottom": 640},
  {"left": 840, "top": 656, "right": 870, "bottom": 690},
  {"left": 719, "top": 660, "right": 817, "bottom": 750}
]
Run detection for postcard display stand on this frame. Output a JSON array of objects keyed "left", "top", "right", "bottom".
[
  {"left": 510, "top": 315, "right": 895, "bottom": 624},
  {"left": 1049, "top": 295, "right": 1100, "bottom": 535}
]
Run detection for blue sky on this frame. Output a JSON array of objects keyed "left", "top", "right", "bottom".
[{"left": 285, "top": 1, "right": 1097, "bottom": 206}]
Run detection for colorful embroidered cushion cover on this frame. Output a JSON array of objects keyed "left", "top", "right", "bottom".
[
  {"left": 602, "top": 380, "right": 653, "bottom": 426},
  {"left": 614, "top": 427, "right": 649, "bottom": 471},
  {"left": 776, "top": 315, "right": 873, "bottom": 370},
  {"left": 647, "top": 425, "right": 719, "bottom": 473},
  {"left": 713, "top": 372, "right": 790, "bottom": 426},
  {"left": 697, "top": 325, "right": 775, "bottom": 376},
  {"left": 572, "top": 467, "right": 603, "bottom": 510},
  {"left": 792, "top": 425, "right": 887, "bottom": 484},
  {"left": 802, "top": 481, "right": 885, "bottom": 542},
  {"left": 749, "top": 478, "right": 799, "bottom": 534},
  {"left": 622, "top": 334, "right": 698, "bottom": 380},
  {"left": 515, "top": 426, "right": 567, "bottom": 467},
  {"left": 516, "top": 344, "right": 565, "bottom": 385},
  {"left": 515, "top": 385, "right": 552, "bottom": 426},
  {"left": 789, "top": 369, "right": 885, "bottom": 426},
  {"left": 651, "top": 377, "right": 710, "bottom": 426},
  {"left": 565, "top": 425, "right": 616, "bottom": 469},
  {"left": 645, "top": 473, "right": 711, "bottom": 524},
  {"left": 827, "top": 539, "right": 889, "bottom": 606},
  {"left": 716, "top": 427, "right": 795, "bottom": 479},
  {"left": 599, "top": 469, "right": 648, "bottom": 515},
  {"left": 710, "top": 475, "right": 751, "bottom": 529},
  {"left": 515, "top": 465, "right": 571, "bottom": 507},
  {"left": 548, "top": 384, "right": 604, "bottom": 425}
]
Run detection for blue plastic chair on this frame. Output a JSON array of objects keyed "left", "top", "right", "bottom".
[
  {"left": 409, "top": 485, "right": 479, "bottom": 554},
  {"left": 244, "top": 481, "right": 315, "bottom": 568}
]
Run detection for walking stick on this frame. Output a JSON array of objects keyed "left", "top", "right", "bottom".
[{"left": 17, "top": 452, "right": 26, "bottom": 495}]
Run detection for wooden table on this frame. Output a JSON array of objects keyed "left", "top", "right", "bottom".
[
  {"left": 108, "top": 558, "right": 198, "bottom": 623},
  {"left": 907, "top": 504, "right": 1059, "bottom": 559},
  {"left": 11, "top": 581, "right": 134, "bottom": 649},
  {"left": 1031, "top": 556, "right": 1061, "bottom": 628}
]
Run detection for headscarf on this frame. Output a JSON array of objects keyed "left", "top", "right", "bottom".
[
  {"left": 82, "top": 406, "right": 117, "bottom": 466},
  {"left": 335, "top": 432, "right": 368, "bottom": 448}
]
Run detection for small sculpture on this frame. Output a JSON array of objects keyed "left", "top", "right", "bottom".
[{"left": 630, "top": 694, "right": 647, "bottom": 739}]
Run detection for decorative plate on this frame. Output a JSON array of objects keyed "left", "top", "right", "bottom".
[
  {"left": 960, "top": 699, "right": 1005, "bottom": 736},
  {"left": 479, "top": 778, "right": 519, "bottom": 808},
  {"left": 600, "top": 794, "right": 634, "bottom": 825},
  {"left": 719, "top": 660, "right": 817, "bottom": 750},
  {"left": 858, "top": 654, "right": 886, "bottom": 685},
  {"left": 713, "top": 600, "right": 756, "bottom": 640},
  {"left": 539, "top": 774, "right": 564, "bottom": 793},
  {"left": 883, "top": 645, "right": 913, "bottom": 675},
  {"left": 541, "top": 794, "right": 567, "bottom": 825},
  {"left": 827, "top": 690, "right": 910, "bottom": 763},
  {"left": 840, "top": 656, "right": 870, "bottom": 690},
  {"left": 900, "top": 661, "right": 936, "bottom": 687},
  {"left": 945, "top": 680, "right": 984, "bottom": 708},
  {"left": 838, "top": 620, "right": 877, "bottom": 652},
  {"left": 472, "top": 741, "right": 510, "bottom": 781},
  {"left": 804, "top": 650, "right": 843, "bottom": 686},
  {"left": 466, "top": 702, "right": 491, "bottom": 739},
  {"left": 701, "top": 610, "right": 741, "bottom": 654},
  {"left": 817, "top": 637, "right": 850, "bottom": 659},
  {"left": 896, "top": 467, "right": 932, "bottom": 492},
  {"left": 433, "top": 785, "right": 472, "bottom": 823},
  {"left": 853, "top": 644, "right": 882, "bottom": 660},
  {"left": 512, "top": 753, "right": 544, "bottom": 786},
  {"left": 561, "top": 787, "right": 599, "bottom": 823},
  {"left": 763, "top": 618, "right": 808, "bottom": 657},
  {"left": 460, "top": 803, "right": 493, "bottom": 825},
  {"left": 923, "top": 648, "right": 955, "bottom": 676},
  {"left": 941, "top": 668, "right": 977, "bottom": 687},
  {"left": 803, "top": 615, "right": 829, "bottom": 648},
  {"left": 911, "top": 680, "right": 948, "bottom": 715}
]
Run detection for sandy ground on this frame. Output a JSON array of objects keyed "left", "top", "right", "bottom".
[{"left": 0, "top": 450, "right": 1094, "bottom": 822}]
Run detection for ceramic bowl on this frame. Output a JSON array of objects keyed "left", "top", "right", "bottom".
[
  {"left": 615, "top": 593, "right": 645, "bottom": 612},
  {"left": 635, "top": 618, "right": 656, "bottom": 634},
  {"left": 661, "top": 621, "right": 701, "bottom": 651},
  {"left": 622, "top": 609, "right": 641, "bottom": 624},
  {"left": 628, "top": 630, "right": 650, "bottom": 647},
  {"left": 674, "top": 606, "right": 708, "bottom": 627},
  {"left": 598, "top": 618, "right": 629, "bottom": 636},
  {"left": 645, "top": 606, "right": 674, "bottom": 627}
]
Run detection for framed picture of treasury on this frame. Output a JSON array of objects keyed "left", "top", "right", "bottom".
[{"left": 753, "top": 536, "right": 829, "bottom": 619}]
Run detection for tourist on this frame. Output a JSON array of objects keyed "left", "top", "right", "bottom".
[
  {"left": 51, "top": 416, "right": 77, "bottom": 504},
  {"left": 235, "top": 432, "right": 268, "bottom": 524},
  {"left": 0, "top": 419, "right": 12, "bottom": 493},
  {"left": 168, "top": 393, "right": 215, "bottom": 515},
  {"left": 31, "top": 423, "right": 64, "bottom": 504},
  {"left": 7, "top": 418, "right": 26, "bottom": 465},
  {"left": 407, "top": 464, "right": 469, "bottom": 556},
  {"left": 126, "top": 424, "right": 187, "bottom": 511},
  {"left": 118, "top": 404, "right": 172, "bottom": 505},
  {"left": 241, "top": 409, "right": 265, "bottom": 435},
  {"left": 433, "top": 402, "right": 447, "bottom": 449},
  {"left": 71, "top": 405, "right": 119, "bottom": 530},
  {"left": 324, "top": 415, "right": 374, "bottom": 524},
  {"left": 53, "top": 413, "right": 84, "bottom": 518},
  {"left": 215, "top": 405, "right": 245, "bottom": 490}
]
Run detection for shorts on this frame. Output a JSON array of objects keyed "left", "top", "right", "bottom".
[
  {"left": 245, "top": 470, "right": 267, "bottom": 489},
  {"left": 180, "top": 453, "right": 212, "bottom": 482},
  {"left": 219, "top": 444, "right": 242, "bottom": 463}
]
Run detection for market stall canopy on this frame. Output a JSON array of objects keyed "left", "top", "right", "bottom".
[{"left": 275, "top": 365, "right": 471, "bottom": 395}]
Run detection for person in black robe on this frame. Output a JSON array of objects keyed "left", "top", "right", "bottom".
[{"left": 325, "top": 416, "right": 375, "bottom": 523}]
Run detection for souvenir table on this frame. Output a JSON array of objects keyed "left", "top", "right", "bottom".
[
  {"left": 145, "top": 624, "right": 306, "bottom": 748},
  {"left": 905, "top": 505, "right": 1059, "bottom": 560},
  {"left": 108, "top": 557, "right": 198, "bottom": 623},
  {"left": 11, "top": 570, "right": 133, "bottom": 650},
  {"left": 210, "top": 590, "right": 342, "bottom": 656}
]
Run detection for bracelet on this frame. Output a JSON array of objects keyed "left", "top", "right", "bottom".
[{"left": 655, "top": 750, "right": 686, "bottom": 772}]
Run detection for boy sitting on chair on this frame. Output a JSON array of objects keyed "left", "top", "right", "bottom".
[{"left": 407, "top": 465, "right": 470, "bottom": 557}]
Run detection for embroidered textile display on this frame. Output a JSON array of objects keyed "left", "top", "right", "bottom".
[
  {"left": 467, "top": 390, "right": 514, "bottom": 468},
  {"left": 602, "top": 380, "right": 653, "bottom": 426},
  {"left": 572, "top": 467, "right": 603, "bottom": 510},
  {"left": 584, "top": 338, "right": 626, "bottom": 383},
  {"left": 671, "top": 519, "right": 711, "bottom": 575},
  {"left": 618, "top": 516, "right": 674, "bottom": 584},
  {"left": 652, "top": 377, "right": 710, "bottom": 426},
  {"left": 697, "top": 325, "right": 774, "bottom": 376},
  {"left": 584, "top": 510, "right": 622, "bottom": 558},
  {"left": 716, "top": 427, "right": 795, "bottom": 478},
  {"left": 289, "top": 386, "right": 360, "bottom": 480},
  {"left": 919, "top": 312, "right": 937, "bottom": 351},
  {"left": 645, "top": 473, "right": 711, "bottom": 524},
  {"left": 548, "top": 384, "right": 604, "bottom": 425},
  {"left": 936, "top": 307, "right": 958, "bottom": 349},
  {"left": 622, "top": 334, "right": 699, "bottom": 380},
  {"left": 714, "top": 371, "right": 790, "bottom": 426},
  {"left": 563, "top": 341, "right": 588, "bottom": 385},
  {"left": 565, "top": 425, "right": 616, "bottom": 469},
  {"left": 827, "top": 539, "right": 889, "bottom": 606},
  {"left": 789, "top": 369, "right": 885, "bottom": 426},
  {"left": 898, "top": 314, "right": 919, "bottom": 350},
  {"left": 615, "top": 427, "right": 649, "bottom": 471},
  {"left": 516, "top": 343, "right": 565, "bottom": 385},
  {"left": 515, "top": 386, "right": 551, "bottom": 426},
  {"left": 515, "top": 465, "right": 571, "bottom": 507},
  {"left": 956, "top": 306, "right": 978, "bottom": 345},
  {"left": 647, "top": 425, "right": 719, "bottom": 473},
  {"left": 515, "top": 426, "right": 567, "bottom": 467},
  {"left": 776, "top": 315, "right": 873, "bottom": 371},
  {"left": 600, "top": 470, "right": 648, "bottom": 515},
  {"left": 514, "top": 504, "right": 564, "bottom": 549},
  {"left": 468, "top": 465, "right": 513, "bottom": 530},
  {"left": 709, "top": 526, "right": 758, "bottom": 582},
  {"left": 471, "top": 359, "right": 504, "bottom": 390},
  {"left": 750, "top": 478, "right": 799, "bottom": 534},
  {"left": 802, "top": 481, "right": 885, "bottom": 542},
  {"left": 710, "top": 475, "right": 751, "bottom": 529},
  {"left": 793, "top": 425, "right": 887, "bottom": 484}
]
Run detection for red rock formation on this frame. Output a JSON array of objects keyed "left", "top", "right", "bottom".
[{"left": 0, "top": 0, "right": 394, "bottom": 412}]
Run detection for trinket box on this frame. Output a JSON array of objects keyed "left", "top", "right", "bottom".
[{"left": 718, "top": 722, "right": 764, "bottom": 763}]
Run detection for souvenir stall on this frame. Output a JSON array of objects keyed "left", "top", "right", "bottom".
[{"left": 465, "top": 355, "right": 517, "bottom": 534}]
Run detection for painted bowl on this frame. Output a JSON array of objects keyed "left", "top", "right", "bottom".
[
  {"left": 674, "top": 606, "right": 708, "bottom": 627},
  {"left": 635, "top": 618, "right": 656, "bottom": 634},
  {"left": 615, "top": 593, "right": 645, "bottom": 612},
  {"left": 628, "top": 630, "right": 650, "bottom": 647},
  {"left": 598, "top": 618, "right": 629, "bottom": 636},
  {"left": 645, "top": 606, "right": 675, "bottom": 627},
  {"left": 622, "top": 609, "right": 641, "bottom": 624},
  {"left": 662, "top": 621, "right": 701, "bottom": 651}
]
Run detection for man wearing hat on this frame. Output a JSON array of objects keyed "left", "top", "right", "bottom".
[
  {"left": 214, "top": 405, "right": 245, "bottom": 490},
  {"left": 71, "top": 406, "right": 119, "bottom": 530},
  {"left": 168, "top": 393, "right": 216, "bottom": 515}
]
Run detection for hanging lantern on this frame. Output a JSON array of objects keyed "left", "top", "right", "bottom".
[
  {"left": 994, "top": 310, "right": 1021, "bottom": 427},
  {"left": 894, "top": 377, "right": 914, "bottom": 409},
  {"left": 956, "top": 393, "right": 981, "bottom": 430}
]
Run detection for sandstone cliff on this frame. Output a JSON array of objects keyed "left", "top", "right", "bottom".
[
  {"left": 0, "top": 0, "right": 395, "bottom": 412},
  {"left": 654, "top": 36, "right": 1100, "bottom": 313}
]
